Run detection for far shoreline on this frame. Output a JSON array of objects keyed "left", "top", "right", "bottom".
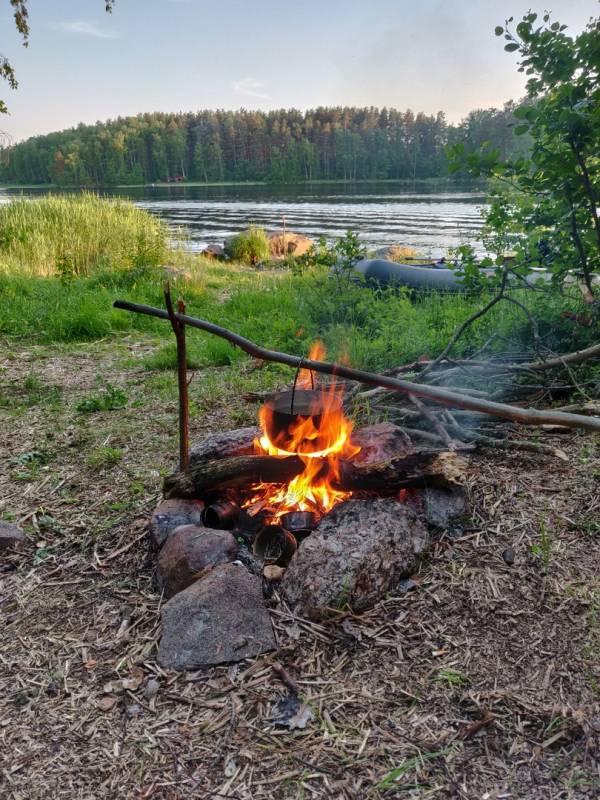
[{"left": 0, "top": 177, "right": 486, "bottom": 191}]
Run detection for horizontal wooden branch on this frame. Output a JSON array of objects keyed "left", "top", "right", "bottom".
[{"left": 113, "top": 300, "right": 600, "bottom": 433}]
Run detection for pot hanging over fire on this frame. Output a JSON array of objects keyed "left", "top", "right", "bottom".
[{"left": 262, "top": 389, "right": 343, "bottom": 455}]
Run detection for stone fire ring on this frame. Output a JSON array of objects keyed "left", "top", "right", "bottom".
[{"left": 149, "top": 424, "right": 469, "bottom": 670}]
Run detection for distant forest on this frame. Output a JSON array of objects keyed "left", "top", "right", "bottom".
[{"left": 0, "top": 105, "right": 529, "bottom": 186}]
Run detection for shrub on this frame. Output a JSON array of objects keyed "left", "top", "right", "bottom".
[{"left": 228, "top": 226, "right": 270, "bottom": 266}]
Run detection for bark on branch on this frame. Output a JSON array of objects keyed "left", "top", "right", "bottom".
[{"left": 113, "top": 300, "right": 600, "bottom": 433}]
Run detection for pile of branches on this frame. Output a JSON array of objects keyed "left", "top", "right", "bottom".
[{"left": 344, "top": 342, "right": 600, "bottom": 456}]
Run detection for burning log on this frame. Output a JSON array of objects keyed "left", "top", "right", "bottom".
[
  {"left": 163, "top": 455, "right": 304, "bottom": 499},
  {"left": 338, "top": 450, "right": 467, "bottom": 492},
  {"left": 163, "top": 449, "right": 466, "bottom": 501}
]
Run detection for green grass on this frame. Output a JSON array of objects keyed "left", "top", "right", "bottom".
[
  {"left": 375, "top": 746, "right": 458, "bottom": 789},
  {"left": 0, "top": 193, "right": 171, "bottom": 277},
  {"left": 0, "top": 194, "right": 597, "bottom": 387}
]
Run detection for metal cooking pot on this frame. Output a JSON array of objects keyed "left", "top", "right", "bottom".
[{"left": 263, "top": 389, "right": 342, "bottom": 452}]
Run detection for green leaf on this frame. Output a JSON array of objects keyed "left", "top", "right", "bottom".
[
  {"left": 494, "top": 26, "right": 504, "bottom": 36},
  {"left": 514, "top": 124, "right": 529, "bottom": 135},
  {"left": 504, "top": 42, "right": 520, "bottom": 52}
]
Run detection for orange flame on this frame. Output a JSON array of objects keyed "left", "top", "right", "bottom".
[{"left": 245, "top": 342, "right": 360, "bottom": 519}]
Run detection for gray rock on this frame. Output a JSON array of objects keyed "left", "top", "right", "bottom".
[
  {"left": 156, "top": 525, "right": 239, "bottom": 598},
  {"left": 351, "top": 422, "right": 413, "bottom": 466},
  {"left": 281, "top": 498, "right": 429, "bottom": 619},
  {"left": 0, "top": 521, "right": 26, "bottom": 552},
  {"left": 189, "top": 427, "right": 259, "bottom": 467},
  {"left": 424, "top": 486, "right": 469, "bottom": 529},
  {"left": 158, "top": 563, "right": 276, "bottom": 669},
  {"left": 150, "top": 498, "right": 204, "bottom": 549},
  {"left": 203, "top": 243, "right": 225, "bottom": 258}
]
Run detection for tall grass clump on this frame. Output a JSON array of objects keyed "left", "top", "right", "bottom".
[
  {"left": 0, "top": 193, "right": 170, "bottom": 277},
  {"left": 228, "top": 226, "right": 270, "bottom": 266}
]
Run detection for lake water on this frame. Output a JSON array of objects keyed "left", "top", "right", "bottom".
[{"left": 0, "top": 182, "right": 486, "bottom": 258}]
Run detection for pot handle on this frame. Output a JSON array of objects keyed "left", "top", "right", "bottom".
[{"left": 290, "top": 355, "right": 315, "bottom": 414}]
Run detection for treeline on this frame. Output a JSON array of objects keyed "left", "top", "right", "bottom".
[{"left": 0, "top": 105, "right": 529, "bottom": 186}]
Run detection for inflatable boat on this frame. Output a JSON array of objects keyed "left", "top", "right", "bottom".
[{"left": 353, "top": 258, "right": 552, "bottom": 291}]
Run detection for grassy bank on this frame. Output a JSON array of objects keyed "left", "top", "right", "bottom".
[{"left": 0, "top": 194, "right": 595, "bottom": 378}]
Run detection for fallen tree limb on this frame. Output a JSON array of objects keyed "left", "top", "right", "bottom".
[
  {"left": 113, "top": 300, "right": 600, "bottom": 433},
  {"left": 442, "top": 411, "right": 568, "bottom": 458},
  {"left": 411, "top": 341, "right": 600, "bottom": 376}
]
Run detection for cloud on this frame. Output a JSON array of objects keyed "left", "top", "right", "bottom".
[
  {"left": 232, "top": 77, "right": 271, "bottom": 101},
  {"left": 51, "top": 21, "right": 119, "bottom": 39}
]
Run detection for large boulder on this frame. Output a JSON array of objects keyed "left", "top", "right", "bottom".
[
  {"left": 156, "top": 525, "right": 239, "bottom": 598},
  {"left": 281, "top": 498, "right": 429, "bottom": 619},
  {"left": 150, "top": 498, "right": 204, "bottom": 549},
  {"left": 350, "top": 422, "right": 413, "bottom": 466},
  {"left": 189, "top": 427, "right": 259, "bottom": 467},
  {"left": 158, "top": 563, "right": 276, "bottom": 669},
  {"left": 268, "top": 232, "right": 313, "bottom": 258}
]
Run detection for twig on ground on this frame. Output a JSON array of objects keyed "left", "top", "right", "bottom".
[{"left": 271, "top": 662, "right": 300, "bottom": 696}]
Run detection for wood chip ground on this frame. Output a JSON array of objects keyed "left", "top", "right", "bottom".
[{"left": 1, "top": 341, "right": 599, "bottom": 799}]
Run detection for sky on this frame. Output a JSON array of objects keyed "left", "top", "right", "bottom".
[{"left": 0, "top": 0, "right": 598, "bottom": 142}]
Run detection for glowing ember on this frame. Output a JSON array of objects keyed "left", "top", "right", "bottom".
[{"left": 244, "top": 342, "right": 360, "bottom": 519}]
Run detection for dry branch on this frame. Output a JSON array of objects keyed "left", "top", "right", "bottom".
[
  {"left": 113, "top": 300, "right": 600, "bottom": 433},
  {"left": 164, "top": 284, "right": 189, "bottom": 470}
]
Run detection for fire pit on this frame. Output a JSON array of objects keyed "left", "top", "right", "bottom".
[{"left": 149, "top": 343, "right": 470, "bottom": 670}]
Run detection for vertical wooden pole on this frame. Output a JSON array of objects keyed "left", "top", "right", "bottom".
[{"left": 164, "top": 283, "right": 190, "bottom": 471}]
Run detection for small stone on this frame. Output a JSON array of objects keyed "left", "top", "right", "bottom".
[
  {"left": 282, "top": 498, "right": 429, "bottom": 619},
  {"left": 502, "top": 547, "right": 515, "bottom": 565},
  {"left": 264, "top": 565, "right": 285, "bottom": 582},
  {"left": 399, "top": 577, "right": 418, "bottom": 593},
  {"left": 424, "top": 486, "right": 469, "bottom": 529},
  {"left": 203, "top": 243, "right": 225, "bottom": 258},
  {"left": 0, "top": 521, "right": 27, "bottom": 552},
  {"left": 158, "top": 562, "right": 276, "bottom": 669},
  {"left": 150, "top": 498, "right": 204, "bottom": 549},
  {"left": 143, "top": 678, "right": 160, "bottom": 700},
  {"left": 156, "top": 525, "right": 239, "bottom": 598},
  {"left": 125, "top": 703, "right": 143, "bottom": 719}
]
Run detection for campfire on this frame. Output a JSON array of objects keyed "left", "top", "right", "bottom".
[
  {"left": 112, "top": 286, "right": 599, "bottom": 670},
  {"left": 129, "top": 293, "right": 471, "bottom": 668},
  {"left": 243, "top": 342, "right": 361, "bottom": 523}
]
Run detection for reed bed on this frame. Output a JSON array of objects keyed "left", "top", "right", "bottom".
[{"left": 0, "top": 193, "right": 170, "bottom": 277}]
